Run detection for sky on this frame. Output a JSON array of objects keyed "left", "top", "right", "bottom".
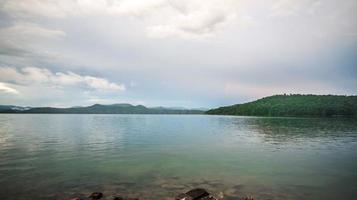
[{"left": 0, "top": 0, "right": 356, "bottom": 108}]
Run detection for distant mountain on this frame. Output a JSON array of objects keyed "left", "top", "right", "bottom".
[
  {"left": 0, "top": 103, "right": 204, "bottom": 114},
  {"left": 206, "top": 94, "right": 357, "bottom": 117},
  {"left": 0, "top": 105, "right": 31, "bottom": 112}
]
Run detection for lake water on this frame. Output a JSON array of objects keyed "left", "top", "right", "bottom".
[{"left": 0, "top": 114, "right": 356, "bottom": 200}]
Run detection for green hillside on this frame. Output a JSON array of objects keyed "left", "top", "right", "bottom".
[{"left": 206, "top": 94, "right": 357, "bottom": 117}]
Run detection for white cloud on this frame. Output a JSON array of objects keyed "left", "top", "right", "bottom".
[
  {"left": 0, "top": 66, "right": 125, "bottom": 91},
  {"left": 1, "top": 0, "right": 239, "bottom": 39},
  {"left": 1, "top": 0, "right": 165, "bottom": 18},
  {"left": 2, "top": 0, "right": 356, "bottom": 40},
  {"left": 2, "top": 0, "right": 69, "bottom": 18},
  {"left": 83, "top": 76, "right": 125, "bottom": 91},
  {"left": 146, "top": 0, "right": 238, "bottom": 39},
  {"left": 0, "top": 23, "right": 65, "bottom": 57},
  {"left": 270, "top": 0, "right": 303, "bottom": 17},
  {"left": 0, "top": 82, "right": 19, "bottom": 94},
  {"left": 0, "top": 23, "right": 66, "bottom": 39}
]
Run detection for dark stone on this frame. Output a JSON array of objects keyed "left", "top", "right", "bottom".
[
  {"left": 88, "top": 192, "right": 103, "bottom": 200},
  {"left": 186, "top": 188, "right": 209, "bottom": 200},
  {"left": 113, "top": 197, "right": 124, "bottom": 200},
  {"left": 174, "top": 188, "right": 218, "bottom": 200}
]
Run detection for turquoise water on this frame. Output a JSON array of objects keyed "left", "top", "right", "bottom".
[{"left": 0, "top": 114, "right": 356, "bottom": 200}]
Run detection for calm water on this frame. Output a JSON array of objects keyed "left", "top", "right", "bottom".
[{"left": 0, "top": 114, "right": 356, "bottom": 200}]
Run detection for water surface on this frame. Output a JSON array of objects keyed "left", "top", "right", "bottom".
[{"left": 0, "top": 114, "right": 356, "bottom": 199}]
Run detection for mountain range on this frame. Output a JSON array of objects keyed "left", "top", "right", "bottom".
[{"left": 0, "top": 103, "right": 204, "bottom": 114}]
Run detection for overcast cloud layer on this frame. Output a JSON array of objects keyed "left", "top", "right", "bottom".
[{"left": 0, "top": 0, "right": 356, "bottom": 108}]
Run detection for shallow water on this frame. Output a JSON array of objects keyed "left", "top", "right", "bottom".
[{"left": 0, "top": 114, "right": 356, "bottom": 200}]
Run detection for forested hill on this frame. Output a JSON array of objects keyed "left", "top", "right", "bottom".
[{"left": 206, "top": 94, "right": 357, "bottom": 117}]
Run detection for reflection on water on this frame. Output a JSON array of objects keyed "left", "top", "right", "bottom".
[{"left": 0, "top": 114, "right": 356, "bottom": 200}]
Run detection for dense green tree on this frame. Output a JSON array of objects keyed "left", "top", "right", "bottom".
[{"left": 206, "top": 94, "right": 357, "bottom": 117}]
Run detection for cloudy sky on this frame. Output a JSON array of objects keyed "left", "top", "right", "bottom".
[{"left": 0, "top": 0, "right": 356, "bottom": 108}]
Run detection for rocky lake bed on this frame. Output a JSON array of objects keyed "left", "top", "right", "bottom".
[
  {"left": 68, "top": 187, "right": 253, "bottom": 200},
  {"left": 64, "top": 177, "right": 256, "bottom": 200}
]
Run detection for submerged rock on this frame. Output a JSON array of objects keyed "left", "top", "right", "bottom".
[
  {"left": 175, "top": 188, "right": 217, "bottom": 200},
  {"left": 89, "top": 192, "right": 103, "bottom": 200},
  {"left": 186, "top": 188, "right": 209, "bottom": 199}
]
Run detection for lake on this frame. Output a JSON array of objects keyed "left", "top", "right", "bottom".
[{"left": 0, "top": 114, "right": 356, "bottom": 200}]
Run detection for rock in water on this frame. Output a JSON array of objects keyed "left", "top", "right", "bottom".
[
  {"left": 89, "top": 192, "right": 103, "bottom": 200},
  {"left": 186, "top": 188, "right": 209, "bottom": 199},
  {"left": 176, "top": 188, "right": 213, "bottom": 200}
]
